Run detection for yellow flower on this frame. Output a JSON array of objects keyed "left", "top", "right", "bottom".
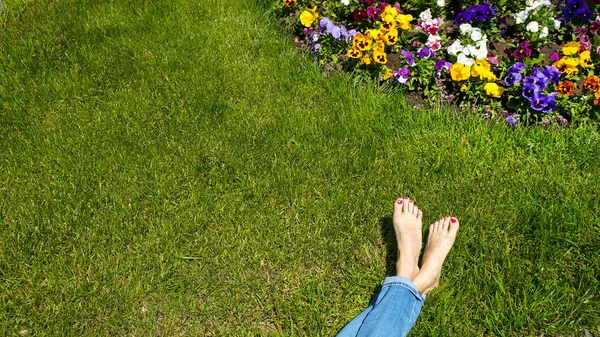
[
  {"left": 553, "top": 57, "right": 579, "bottom": 78},
  {"left": 381, "top": 5, "right": 398, "bottom": 23},
  {"left": 362, "top": 54, "right": 372, "bottom": 65},
  {"left": 382, "top": 69, "right": 394, "bottom": 80},
  {"left": 450, "top": 63, "right": 471, "bottom": 81},
  {"left": 352, "top": 33, "right": 373, "bottom": 51},
  {"left": 394, "top": 14, "right": 413, "bottom": 30},
  {"left": 300, "top": 6, "right": 318, "bottom": 27},
  {"left": 373, "top": 50, "right": 387, "bottom": 64},
  {"left": 580, "top": 50, "right": 593, "bottom": 68},
  {"left": 484, "top": 83, "right": 504, "bottom": 97},
  {"left": 373, "top": 40, "right": 385, "bottom": 53},
  {"left": 382, "top": 28, "right": 398, "bottom": 46},
  {"left": 380, "top": 21, "right": 396, "bottom": 32},
  {"left": 562, "top": 41, "right": 579, "bottom": 56},
  {"left": 460, "top": 85, "right": 468, "bottom": 92},
  {"left": 367, "top": 29, "right": 385, "bottom": 41},
  {"left": 471, "top": 60, "right": 496, "bottom": 80},
  {"left": 347, "top": 46, "right": 363, "bottom": 58}
]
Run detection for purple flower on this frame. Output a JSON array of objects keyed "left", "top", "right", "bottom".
[
  {"left": 393, "top": 68, "right": 411, "bottom": 84},
  {"left": 541, "top": 66, "right": 560, "bottom": 85},
  {"left": 530, "top": 93, "right": 557, "bottom": 112},
  {"left": 522, "top": 83, "right": 540, "bottom": 101},
  {"left": 311, "top": 43, "right": 321, "bottom": 54},
  {"left": 319, "top": 18, "right": 331, "bottom": 34},
  {"left": 508, "top": 62, "right": 526, "bottom": 74},
  {"left": 524, "top": 74, "right": 547, "bottom": 91},
  {"left": 417, "top": 47, "right": 434, "bottom": 59},
  {"left": 504, "top": 72, "right": 522, "bottom": 87},
  {"left": 435, "top": 60, "right": 452, "bottom": 71},
  {"left": 367, "top": 6, "right": 382, "bottom": 21},
  {"left": 549, "top": 51, "right": 560, "bottom": 62},
  {"left": 513, "top": 41, "right": 532, "bottom": 60},
  {"left": 507, "top": 114, "right": 518, "bottom": 127},
  {"left": 401, "top": 50, "right": 415, "bottom": 66},
  {"left": 345, "top": 29, "right": 357, "bottom": 44}
]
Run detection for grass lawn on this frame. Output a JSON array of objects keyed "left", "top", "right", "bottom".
[{"left": 1, "top": 0, "right": 599, "bottom": 335}]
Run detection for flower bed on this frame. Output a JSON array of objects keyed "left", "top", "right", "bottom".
[{"left": 275, "top": 0, "right": 600, "bottom": 127}]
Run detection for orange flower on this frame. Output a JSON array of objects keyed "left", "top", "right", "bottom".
[
  {"left": 582, "top": 75, "right": 600, "bottom": 92},
  {"left": 557, "top": 81, "right": 574, "bottom": 96},
  {"left": 595, "top": 91, "right": 600, "bottom": 106},
  {"left": 283, "top": 0, "right": 296, "bottom": 7}
]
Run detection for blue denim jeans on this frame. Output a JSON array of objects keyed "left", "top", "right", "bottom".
[{"left": 336, "top": 276, "right": 425, "bottom": 337}]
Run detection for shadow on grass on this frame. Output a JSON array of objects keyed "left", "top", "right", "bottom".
[{"left": 365, "top": 215, "right": 398, "bottom": 302}]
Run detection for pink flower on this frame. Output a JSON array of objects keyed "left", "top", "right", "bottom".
[
  {"left": 591, "top": 16, "right": 600, "bottom": 35},
  {"left": 578, "top": 34, "right": 591, "bottom": 53},
  {"left": 426, "top": 35, "right": 442, "bottom": 51},
  {"left": 487, "top": 52, "right": 500, "bottom": 66},
  {"left": 596, "top": 45, "right": 600, "bottom": 57},
  {"left": 549, "top": 51, "right": 560, "bottom": 62}
]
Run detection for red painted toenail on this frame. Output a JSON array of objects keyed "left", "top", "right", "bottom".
[
  {"left": 398, "top": 199, "right": 403, "bottom": 204},
  {"left": 451, "top": 218, "right": 457, "bottom": 223}
]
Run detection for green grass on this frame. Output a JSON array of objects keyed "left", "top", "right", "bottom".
[{"left": 1, "top": 0, "right": 599, "bottom": 336}]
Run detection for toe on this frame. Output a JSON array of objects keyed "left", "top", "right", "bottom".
[
  {"left": 402, "top": 197, "right": 410, "bottom": 213},
  {"left": 412, "top": 204, "right": 419, "bottom": 217},
  {"left": 394, "top": 198, "right": 403, "bottom": 216},
  {"left": 443, "top": 216, "right": 451, "bottom": 231},
  {"left": 437, "top": 218, "right": 444, "bottom": 231},
  {"left": 449, "top": 217, "right": 460, "bottom": 236}
]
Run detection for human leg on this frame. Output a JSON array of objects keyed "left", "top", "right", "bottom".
[{"left": 337, "top": 199, "right": 460, "bottom": 337}]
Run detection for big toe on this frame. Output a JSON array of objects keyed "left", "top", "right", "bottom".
[{"left": 448, "top": 217, "right": 460, "bottom": 237}]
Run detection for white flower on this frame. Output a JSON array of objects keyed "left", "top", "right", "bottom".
[
  {"left": 341, "top": 0, "right": 350, "bottom": 5},
  {"left": 470, "top": 28, "right": 483, "bottom": 42},
  {"left": 420, "top": 8, "right": 432, "bottom": 21},
  {"left": 459, "top": 23, "right": 473, "bottom": 35},
  {"left": 526, "top": 21, "right": 539, "bottom": 33},
  {"left": 539, "top": 26, "right": 549, "bottom": 38},
  {"left": 553, "top": 19, "right": 562, "bottom": 30},
  {"left": 466, "top": 44, "right": 479, "bottom": 56},
  {"left": 475, "top": 43, "right": 488, "bottom": 60},
  {"left": 437, "top": 0, "right": 445, "bottom": 6},
  {"left": 457, "top": 53, "right": 474, "bottom": 66},
  {"left": 461, "top": 45, "right": 472, "bottom": 56},
  {"left": 447, "top": 40, "right": 463, "bottom": 55},
  {"left": 514, "top": 11, "right": 529, "bottom": 24}
]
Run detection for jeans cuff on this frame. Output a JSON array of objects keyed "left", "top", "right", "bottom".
[{"left": 382, "top": 276, "right": 426, "bottom": 302}]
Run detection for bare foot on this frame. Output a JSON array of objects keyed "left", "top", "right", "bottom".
[
  {"left": 392, "top": 197, "right": 423, "bottom": 280},
  {"left": 412, "top": 216, "right": 459, "bottom": 294}
]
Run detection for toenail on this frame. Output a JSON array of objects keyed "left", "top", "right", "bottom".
[
  {"left": 451, "top": 218, "right": 457, "bottom": 223},
  {"left": 398, "top": 199, "right": 403, "bottom": 204}
]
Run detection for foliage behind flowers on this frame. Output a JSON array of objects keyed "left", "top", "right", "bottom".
[{"left": 275, "top": 0, "right": 600, "bottom": 128}]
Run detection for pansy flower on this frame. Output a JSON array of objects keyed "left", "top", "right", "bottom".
[
  {"left": 300, "top": 6, "right": 319, "bottom": 27},
  {"left": 513, "top": 41, "right": 532, "bottom": 60},
  {"left": 557, "top": 81, "right": 575, "bottom": 96},
  {"left": 393, "top": 68, "right": 411, "bottom": 84},
  {"left": 401, "top": 50, "right": 415, "bottom": 66},
  {"left": 283, "top": 0, "right": 296, "bottom": 8},
  {"left": 582, "top": 75, "right": 600, "bottom": 92}
]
